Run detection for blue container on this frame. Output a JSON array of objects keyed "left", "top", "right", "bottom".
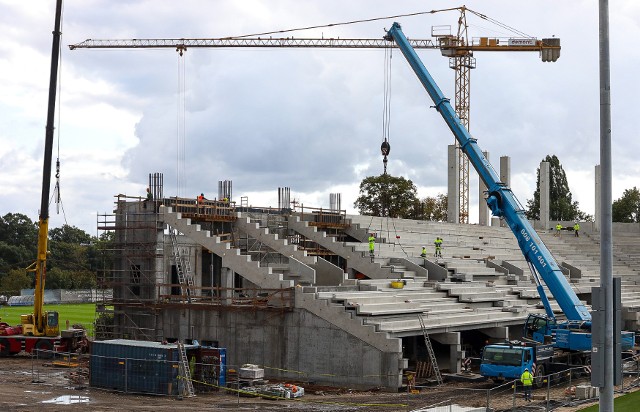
[{"left": 90, "top": 339, "right": 195, "bottom": 395}]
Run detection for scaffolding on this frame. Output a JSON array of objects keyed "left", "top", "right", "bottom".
[
  {"left": 95, "top": 186, "right": 298, "bottom": 342},
  {"left": 95, "top": 194, "right": 164, "bottom": 341}
]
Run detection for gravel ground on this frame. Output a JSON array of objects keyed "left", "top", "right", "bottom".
[{"left": 1, "top": 357, "right": 638, "bottom": 411}]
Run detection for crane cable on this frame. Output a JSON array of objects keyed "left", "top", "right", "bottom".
[
  {"left": 381, "top": 46, "right": 392, "bottom": 175},
  {"left": 224, "top": 7, "right": 463, "bottom": 39},
  {"left": 465, "top": 8, "right": 533, "bottom": 39},
  {"left": 51, "top": 0, "right": 68, "bottom": 226},
  {"left": 176, "top": 51, "right": 187, "bottom": 198}
]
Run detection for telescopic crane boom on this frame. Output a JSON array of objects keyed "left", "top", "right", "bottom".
[
  {"left": 22, "top": 0, "right": 63, "bottom": 338},
  {"left": 385, "top": 23, "right": 635, "bottom": 365},
  {"left": 383, "top": 22, "right": 586, "bottom": 323}
]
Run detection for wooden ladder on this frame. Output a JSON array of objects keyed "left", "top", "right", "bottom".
[
  {"left": 418, "top": 313, "right": 443, "bottom": 385},
  {"left": 177, "top": 342, "right": 195, "bottom": 397}
]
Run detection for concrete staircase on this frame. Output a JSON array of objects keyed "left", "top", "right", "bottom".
[
  {"left": 288, "top": 215, "right": 424, "bottom": 280},
  {"left": 235, "top": 212, "right": 317, "bottom": 285},
  {"left": 161, "top": 206, "right": 293, "bottom": 289}
]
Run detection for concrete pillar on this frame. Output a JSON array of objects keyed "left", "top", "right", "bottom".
[
  {"left": 447, "top": 145, "right": 460, "bottom": 224},
  {"left": 479, "top": 151, "right": 490, "bottom": 226},
  {"left": 595, "top": 164, "right": 601, "bottom": 232},
  {"left": 499, "top": 156, "right": 511, "bottom": 228},
  {"left": 500, "top": 156, "right": 511, "bottom": 187},
  {"left": 433, "top": 332, "right": 462, "bottom": 374},
  {"left": 540, "top": 161, "right": 550, "bottom": 231},
  {"left": 220, "top": 267, "right": 234, "bottom": 305}
]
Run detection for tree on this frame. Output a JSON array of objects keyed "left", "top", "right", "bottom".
[
  {"left": 525, "top": 155, "right": 591, "bottom": 221},
  {"left": 48, "top": 225, "right": 97, "bottom": 288},
  {"left": 354, "top": 174, "right": 419, "bottom": 218},
  {"left": 0, "top": 213, "right": 37, "bottom": 251},
  {"left": 49, "top": 224, "right": 92, "bottom": 244},
  {"left": 0, "top": 213, "right": 38, "bottom": 273},
  {"left": 612, "top": 187, "right": 640, "bottom": 223},
  {"left": 0, "top": 268, "right": 32, "bottom": 294},
  {"left": 416, "top": 194, "right": 448, "bottom": 222}
]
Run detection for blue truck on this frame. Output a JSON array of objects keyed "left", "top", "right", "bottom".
[{"left": 384, "top": 22, "right": 635, "bottom": 385}]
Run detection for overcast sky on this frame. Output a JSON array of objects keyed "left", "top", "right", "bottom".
[{"left": 1, "top": 1, "right": 638, "bottom": 235}]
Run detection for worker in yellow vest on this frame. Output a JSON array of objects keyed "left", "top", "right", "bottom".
[
  {"left": 434, "top": 237, "right": 443, "bottom": 258},
  {"left": 555, "top": 223, "right": 562, "bottom": 237},
  {"left": 573, "top": 222, "right": 580, "bottom": 237},
  {"left": 368, "top": 234, "right": 375, "bottom": 261},
  {"left": 520, "top": 368, "right": 534, "bottom": 401}
]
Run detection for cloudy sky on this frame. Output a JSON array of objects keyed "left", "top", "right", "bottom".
[{"left": 1, "top": 1, "right": 638, "bottom": 235}]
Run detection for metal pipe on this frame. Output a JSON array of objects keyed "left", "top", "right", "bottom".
[{"left": 598, "top": 0, "right": 614, "bottom": 410}]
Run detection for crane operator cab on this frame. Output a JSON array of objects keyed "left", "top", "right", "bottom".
[
  {"left": 21, "top": 310, "right": 60, "bottom": 337},
  {"left": 523, "top": 314, "right": 555, "bottom": 344}
]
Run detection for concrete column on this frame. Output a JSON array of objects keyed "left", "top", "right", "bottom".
[
  {"left": 479, "top": 151, "right": 490, "bottom": 226},
  {"left": 499, "top": 156, "right": 511, "bottom": 228},
  {"left": 500, "top": 156, "right": 511, "bottom": 187},
  {"left": 447, "top": 144, "right": 460, "bottom": 224},
  {"left": 433, "top": 332, "right": 462, "bottom": 374},
  {"left": 540, "top": 161, "right": 550, "bottom": 231},
  {"left": 220, "top": 266, "right": 234, "bottom": 305},
  {"left": 595, "top": 164, "right": 601, "bottom": 232}
]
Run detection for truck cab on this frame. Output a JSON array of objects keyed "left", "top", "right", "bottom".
[{"left": 480, "top": 345, "right": 534, "bottom": 381}]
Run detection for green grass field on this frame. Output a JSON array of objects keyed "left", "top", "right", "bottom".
[
  {"left": 0, "top": 303, "right": 96, "bottom": 337},
  {"left": 578, "top": 388, "right": 640, "bottom": 412}
]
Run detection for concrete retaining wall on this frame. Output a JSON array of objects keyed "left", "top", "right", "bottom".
[{"left": 159, "top": 306, "right": 401, "bottom": 389}]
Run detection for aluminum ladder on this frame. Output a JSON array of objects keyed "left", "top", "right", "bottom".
[
  {"left": 169, "top": 228, "right": 194, "bottom": 302},
  {"left": 176, "top": 342, "right": 195, "bottom": 397},
  {"left": 418, "top": 313, "right": 443, "bottom": 385}
]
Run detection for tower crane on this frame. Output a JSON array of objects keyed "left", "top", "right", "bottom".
[{"left": 69, "top": 7, "right": 560, "bottom": 223}]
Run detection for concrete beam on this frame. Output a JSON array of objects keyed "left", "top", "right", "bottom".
[
  {"left": 480, "top": 326, "right": 509, "bottom": 339},
  {"left": 432, "top": 331, "right": 460, "bottom": 345}
]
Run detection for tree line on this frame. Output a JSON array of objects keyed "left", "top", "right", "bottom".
[
  {"left": 355, "top": 154, "right": 640, "bottom": 224},
  {"left": 0, "top": 213, "right": 104, "bottom": 295}
]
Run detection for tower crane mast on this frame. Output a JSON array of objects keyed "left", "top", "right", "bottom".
[{"left": 70, "top": 7, "right": 560, "bottom": 224}]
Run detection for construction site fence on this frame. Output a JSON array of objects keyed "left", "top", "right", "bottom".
[
  {"left": 408, "top": 362, "right": 640, "bottom": 412},
  {"left": 27, "top": 352, "right": 640, "bottom": 408}
]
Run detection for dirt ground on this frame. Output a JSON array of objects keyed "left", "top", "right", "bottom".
[{"left": 0, "top": 357, "right": 637, "bottom": 411}]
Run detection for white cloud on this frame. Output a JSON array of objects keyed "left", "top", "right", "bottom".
[{"left": 1, "top": 0, "right": 638, "bottom": 236}]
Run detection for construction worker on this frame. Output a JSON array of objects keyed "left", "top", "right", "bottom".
[
  {"left": 197, "top": 193, "right": 205, "bottom": 214},
  {"left": 420, "top": 246, "right": 427, "bottom": 258},
  {"left": 573, "top": 222, "right": 580, "bottom": 237},
  {"left": 368, "top": 233, "right": 376, "bottom": 260},
  {"left": 520, "top": 367, "right": 534, "bottom": 401},
  {"left": 555, "top": 223, "right": 563, "bottom": 237},
  {"left": 143, "top": 187, "right": 152, "bottom": 209},
  {"left": 434, "top": 237, "right": 443, "bottom": 258}
]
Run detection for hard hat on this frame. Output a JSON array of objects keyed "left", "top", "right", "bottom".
[{"left": 524, "top": 368, "right": 529, "bottom": 371}]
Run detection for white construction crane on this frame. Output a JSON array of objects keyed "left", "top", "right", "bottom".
[{"left": 69, "top": 6, "right": 560, "bottom": 223}]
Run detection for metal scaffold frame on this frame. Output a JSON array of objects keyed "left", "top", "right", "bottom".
[{"left": 95, "top": 194, "right": 164, "bottom": 341}]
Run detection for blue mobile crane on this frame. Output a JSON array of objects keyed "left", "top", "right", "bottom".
[{"left": 384, "top": 22, "right": 634, "bottom": 383}]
